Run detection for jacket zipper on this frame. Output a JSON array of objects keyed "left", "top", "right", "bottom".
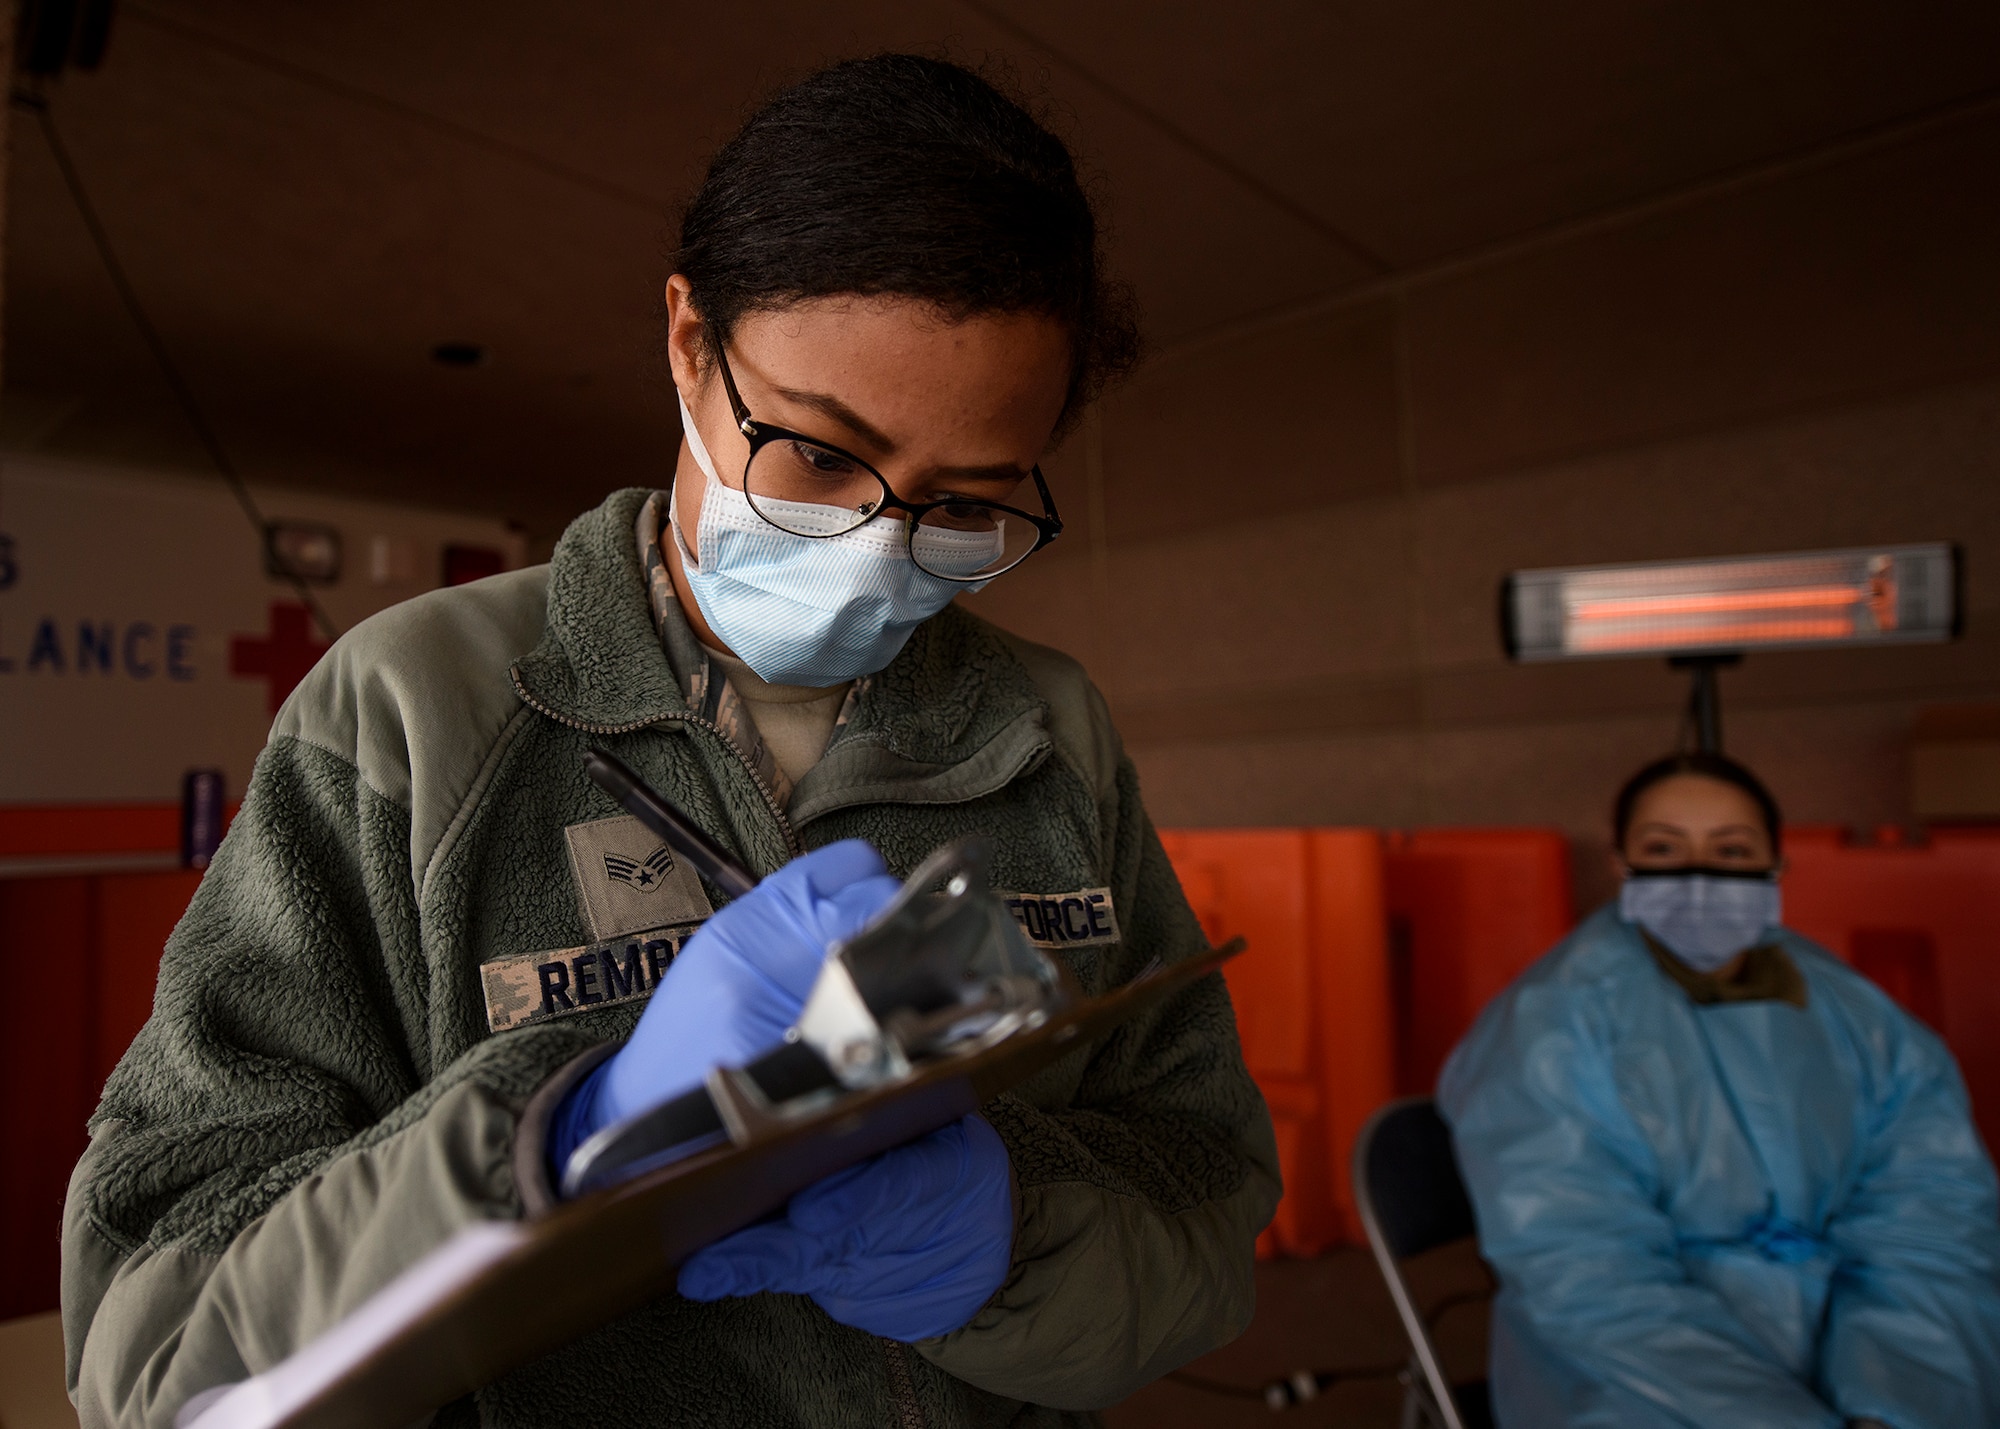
[
  {"left": 524, "top": 676, "right": 932, "bottom": 1423},
  {"left": 510, "top": 672, "right": 802, "bottom": 860},
  {"left": 881, "top": 1340, "right": 926, "bottom": 1429}
]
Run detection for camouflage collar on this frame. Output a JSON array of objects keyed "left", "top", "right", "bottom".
[
  {"left": 1642, "top": 930, "right": 1809, "bottom": 1009},
  {"left": 511, "top": 487, "right": 686, "bottom": 734},
  {"left": 634, "top": 488, "right": 867, "bottom": 809}
]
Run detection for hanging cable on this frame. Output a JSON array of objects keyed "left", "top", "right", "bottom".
[
  {"left": 11, "top": 84, "right": 342, "bottom": 639},
  {"left": 1167, "top": 1362, "right": 1405, "bottom": 1410}
]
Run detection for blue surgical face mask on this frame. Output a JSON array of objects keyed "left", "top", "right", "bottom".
[
  {"left": 668, "top": 393, "right": 999, "bottom": 687},
  {"left": 1619, "top": 868, "right": 1782, "bottom": 974}
]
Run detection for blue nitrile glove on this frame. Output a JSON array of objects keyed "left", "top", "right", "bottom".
[
  {"left": 677, "top": 1112, "right": 1014, "bottom": 1341},
  {"left": 548, "top": 839, "right": 901, "bottom": 1177}
]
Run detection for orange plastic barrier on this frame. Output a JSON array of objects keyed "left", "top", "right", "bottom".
[
  {"left": 1384, "top": 829, "right": 1575, "bottom": 1095},
  {"left": 0, "top": 799, "right": 242, "bottom": 861},
  {"left": 0, "top": 869, "right": 201, "bottom": 1318},
  {"left": 1782, "top": 826, "right": 2000, "bottom": 1154},
  {"left": 0, "top": 802, "right": 183, "bottom": 857},
  {"left": 1157, "top": 829, "right": 1395, "bottom": 1254}
]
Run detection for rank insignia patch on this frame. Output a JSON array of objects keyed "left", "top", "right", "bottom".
[
  {"left": 565, "top": 815, "right": 714, "bottom": 941},
  {"left": 604, "top": 845, "right": 672, "bottom": 891}
]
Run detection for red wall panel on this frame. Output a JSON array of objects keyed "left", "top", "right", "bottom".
[
  {"left": 0, "top": 878, "right": 98, "bottom": 1320},
  {"left": 1384, "top": 829, "right": 1575, "bottom": 1095},
  {"left": 1159, "top": 828, "right": 1396, "bottom": 1252},
  {"left": 1784, "top": 826, "right": 2000, "bottom": 1154},
  {"left": 0, "top": 871, "right": 201, "bottom": 1318}
]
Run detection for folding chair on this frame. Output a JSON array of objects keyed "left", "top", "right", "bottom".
[{"left": 1353, "top": 1097, "right": 1494, "bottom": 1429}]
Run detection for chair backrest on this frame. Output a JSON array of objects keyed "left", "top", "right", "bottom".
[
  {"left": 1356, "top": 1097, "right": 1477, "bottom": 1261},
  {"left": 1354, "top": 1097, "right": 1485, "bottom": 1429}
]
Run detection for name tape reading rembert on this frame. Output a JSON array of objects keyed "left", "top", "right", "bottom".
[{"left": 481, "top": 922, "right": 704, "bottom": 1032}]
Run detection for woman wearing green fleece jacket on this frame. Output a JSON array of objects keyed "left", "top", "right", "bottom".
[{"left": 60, "top": 55, "right": 1280, "bottom": 1428}]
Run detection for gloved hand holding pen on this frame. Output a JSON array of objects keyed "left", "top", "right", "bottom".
[
  {"left": 547, "top": 837, "right": 1016, "bottom": 1341},
  {"left": 548, "top": 839, "right": 901, "bottom": 1169}
]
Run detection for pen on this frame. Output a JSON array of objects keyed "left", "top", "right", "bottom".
[{"left": 583, "top": 747, "right": 758, "bottom": 899}]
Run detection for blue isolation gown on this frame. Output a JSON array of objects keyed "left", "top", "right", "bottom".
[{"left": 1438, "top": 906, "right": 2000, "bottom": 1429}]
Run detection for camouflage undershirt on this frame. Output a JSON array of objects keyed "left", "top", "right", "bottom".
[
  {"left": 636, "top": 489, "right": 867, "bottom": 807},
  {"left": 1642, "top": 930, "right": 1809, "bottom": 1009}
]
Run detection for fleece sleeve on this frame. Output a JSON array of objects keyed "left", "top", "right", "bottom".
[
  {"left": 1437, "top": 982, "right": 1843, "bottom": 1429},
  {"left": 1817, "top": 1009, "right": 2000, "bottom": 1429},
  {"left": 915, "top": 753, "right": 1282, "bottom": 1410},
  {"left": 60, "top": 734, "right": 596, "bottom": 1429}
]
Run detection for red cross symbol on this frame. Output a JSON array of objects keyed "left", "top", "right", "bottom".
[{"left": 230, "top": 602, "right": 332, "bottom": 713}]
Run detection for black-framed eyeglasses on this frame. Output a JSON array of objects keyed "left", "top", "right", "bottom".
[{"left": 706, "top": 344, "right": 1063, "bottom": 583}]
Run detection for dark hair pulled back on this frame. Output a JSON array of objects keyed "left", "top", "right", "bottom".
[
  {"left": 1613, "top": 752, "right": 1783, "bottom": 853},
  {"left": 673, "top": 54, "right": 1139, "bottom": 435}
]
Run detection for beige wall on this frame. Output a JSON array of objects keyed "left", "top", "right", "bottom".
[{"left": 965, "top": 103, "right": 2000, "bottom": 910}]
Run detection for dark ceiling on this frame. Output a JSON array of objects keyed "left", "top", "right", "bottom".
[{"left": 8, "top": 0, "right": 1999, "bottom": 538}]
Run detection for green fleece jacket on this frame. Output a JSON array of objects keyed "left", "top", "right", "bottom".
[{"left": 61, "top": 487, "right": 1280, "bottom": 1429}]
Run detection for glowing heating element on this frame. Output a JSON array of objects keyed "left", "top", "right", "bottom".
[{"left": 1503, "top": 544, "right": 1958, "bottom": 661}]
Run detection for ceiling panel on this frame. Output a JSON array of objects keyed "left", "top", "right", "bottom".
[
  {"left": 120, "top": 0, "right": 1370, "bottom": 337},
  {"left": 1401, "top": 111, "right": 2000, "bottom": 484},
  {"left": 7, "top": 0, "right": 1364, "bottom": 532},
  {"left": 121, "top": 0, "right": 935, "bottom": 208},
  {"left": 10, "top": 16, "right": 678, "bottom": 533},
  {"left": 978, "top": 0, "right": 2000, "bottom": 268},
  {"left": 8, "top": 1, "right": 1991, "bottom": 533}
]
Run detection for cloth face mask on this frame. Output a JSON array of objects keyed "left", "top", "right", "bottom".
[
  {"left": 1619, "top": 869, "right": 1782, "bottom": 974},
  {"left": 669, "top": 393, "right": 1001, "bottom": 686}
]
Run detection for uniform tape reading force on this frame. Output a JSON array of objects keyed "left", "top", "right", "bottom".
[
  {"left": 481, "top": 921, "right": 704, "bottom": 1032},
  {"left": 997, "top": 887, "right": 1120, "bottom": 950}
]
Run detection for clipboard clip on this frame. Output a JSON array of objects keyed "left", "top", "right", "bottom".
[{"left": 559, "top": 836, "right": 1066, "bottom": 1198}]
